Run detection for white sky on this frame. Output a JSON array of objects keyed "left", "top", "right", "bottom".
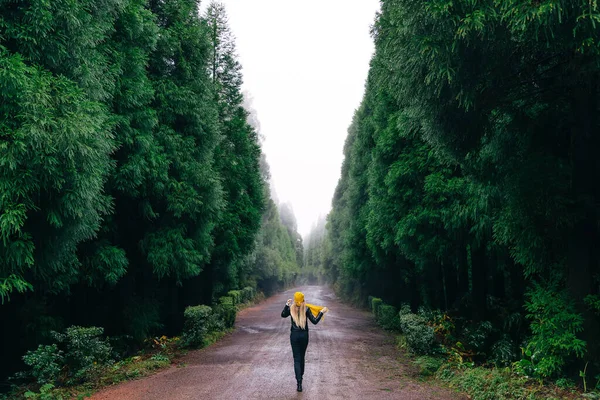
[{"left": 202, "top": 0, "right": 380, "bottom": 237}]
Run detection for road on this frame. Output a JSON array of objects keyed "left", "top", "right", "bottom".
[{"left": 91, "top": 286, "right": 463, "bottom": 399}]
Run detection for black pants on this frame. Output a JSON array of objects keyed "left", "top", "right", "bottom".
[{"left": 290, "top": 330, "right": 309, "bottom": 383}]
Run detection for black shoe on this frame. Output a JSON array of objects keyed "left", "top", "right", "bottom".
[{"left": 297, "top": 383, "right": 303, "bottom": 392}]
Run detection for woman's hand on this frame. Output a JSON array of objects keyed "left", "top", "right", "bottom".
[
  {"left": 286, "top": 299, "right": 292, "bottom": 306},
  {"left": 321, "top": 307, "right": 329, "bottom": 314}
]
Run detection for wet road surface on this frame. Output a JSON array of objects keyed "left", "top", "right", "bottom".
[{"left": 91, "top": 286, "right": 464, "bottom": 399}]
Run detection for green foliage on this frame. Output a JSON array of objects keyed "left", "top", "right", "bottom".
[
  {"left": 462, "top": 321, "right": 493, "bottom": 354},
  {"left": 227, "top": 290, "right": 242, "bottom": 305},
  {"left": 51, "top": 326, "right": 113, "bottom": 383},
  {"left": 122, "top": 299, "right": 163, "bottom": 343},
  {"left": 181, "top": 305, "right": 214, "bottom": 348},
  {"left": 219, "top": 296, "right": 234, "bottom": 306},
  {"left": 489, "top": 336, "right": 518, "bottom": 367},
  {"left": 242, "top": 286, "right": 255, "bottom": 303},
  {"left": 181, "top": 303, "right": 233, "bottom": 348},
  {"left": 20, "top": 326, "right": 113, "bottom": 389},
  {"left": 24, "top": 384, "right": 62, "bottom": 400},
  {"left": 317, "top": 0, "right": 600, "bottom": 383},
  {"left": 150, "top": 353, "right": 170, "bottom": 363},
  {"left": 23, "top": 344, "right": 64, "bottom": 385},
  {"left": 204, "top": 2, "right": 264, "bottom": 292},
  {"left": 377, "top": 304, "right": 401, "bottom": 331},
  {"left": 0, "top": 274, "right": 33, "bottom": 304},
  {"left": 398, "top": 306, "right": 436, "bottom": 355},
  {"left": 368, "top": 296, "right": 374, "bottom": 310},
  {"left": 216, "top": 297, "right": 236, "bottom": 328},
  {"left": 0, "top": 0, "right": 282, "bottom": 386},
  {"left": 0, "top": 47, "right": 114, "bottom": 292},
  {"left": 371, "top": 297, "right": 383, "bottom": 318},
  {"left": 585, "top": 295, "right": 600, "bottom": 314},
  {"left": 436, "top": 365, "right": 530, "bottom": 400},
  {"left": 414, "top": 356, "right": 444, "bottom": 377},
  {"left": 517, "top": 283, "right": 586, "bottom": 379}
]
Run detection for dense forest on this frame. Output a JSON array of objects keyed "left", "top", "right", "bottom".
[
  {"left": 0, "top": 0, "right": 302, "bottom": 383},
  {"left": 307, "top": 0, "right": 600, "bottom": 383}
]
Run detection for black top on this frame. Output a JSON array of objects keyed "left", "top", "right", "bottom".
[{"left": 281, "top": 304, "right": 323, "bottom": 332}]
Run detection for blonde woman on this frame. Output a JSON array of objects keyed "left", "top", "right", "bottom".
[{"left": 281, "top": 291, "right": 329, "bottom": 392}]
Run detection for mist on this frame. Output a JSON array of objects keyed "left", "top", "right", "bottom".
[{"left": 202, "top": 0, "right": 381, "bottom": 236}]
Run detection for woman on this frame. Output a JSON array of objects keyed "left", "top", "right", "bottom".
[{"left": 281, "top": 291, "right": 329, "bottom": 392}]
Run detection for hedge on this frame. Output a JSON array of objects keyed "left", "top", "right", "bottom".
[
  {"left": 217, "top": 296, "right": 236, "bottom": 328},
  {"left": 377, "top": 304, "right": 400, "bottom": 330},
  {"left": 371, "top": 297, "right": 383, "bottom": 319},
  {"left": 182, "top": 305, "right": 218, "bottom": 348},
  {"left": 242, "top": 286, "right": 255, "bottom": 303},
  {"left": 227, "top": 290, "right": 243, "bottom": 305}
]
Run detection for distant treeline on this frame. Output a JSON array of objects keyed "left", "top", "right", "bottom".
[
  {"left": 306, "top": 0, "right": 600, "bottom": 382},
  {"left": 0, "top": 0, "right": 302, "bottom": 382}
]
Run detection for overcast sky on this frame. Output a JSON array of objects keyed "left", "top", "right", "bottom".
[{"left": 202, "top": 0, "right": 380, "bottom": 237}]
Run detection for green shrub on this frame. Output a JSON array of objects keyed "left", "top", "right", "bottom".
[
  {"left": 24, "top": 383, "right": 62, "bottom": 400},
  {"left": 371, "top": 297, "right": 383, "bottom": 318},
  {"left": 489, "top": 336, "right": 517, "bottom": 367},
  {"left": 368, "top": 296, "right": 374, "bottom": 310},
  {"left": 219, "top": 296, "right": 234, "bottom": 306},
  {"left": 377, "top": 304, "right": 400, "bottom": 331},
  {"left": 182, "top": 305, "right": 214, "bottom": 348},
  {"left": 23, "top": 344, "right": 64, "bottom": 384},
  {"left": 517, "top": 283, "right": 586, "bottom": 378},
  {"left": 227, "top": 290, "right": 242, "bottom": 305},
  {"left": 215, "top": 298, "right": 236, "bottom": 329},
  {"left": 436, "top": 364, "right": 529, "bottom": 400},
  {"left": 51, "top": 326, "right": 112, "bottom": 383},
  {"left": 399, "top": 309, "right": 435, "bottom": 355},
  {"left": 414, "top": 356, "right": 444, "bottom": 376},
  {"left": 123, "top": 298, "right": 163, "bottom": 342},
  {"left": 462, "top": 321, "right": 493, "bottom": 353},
  {"left": 242, "top": 287, "right": 255, "bottom": 302}
]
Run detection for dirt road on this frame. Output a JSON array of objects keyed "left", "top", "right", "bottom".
[{"left": 91, "top": 286, "right": 464, "bottom": 399}]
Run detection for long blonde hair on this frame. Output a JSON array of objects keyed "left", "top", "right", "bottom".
[{"left": 290, "top": 302, "right": 307, "bottom": 330}]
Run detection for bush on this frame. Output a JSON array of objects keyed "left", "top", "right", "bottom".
[
  {"left": 20, "top": 326, "right": 113, "bottom": 388},
  {"left": 462, "top": 321, "right": 493, "bottom": 353},
  {"left": 414, "top": 356, "right": 444, "bottom": 376},
  {"left": 51, "top": 326, "right": 112, "bottom": 383},
  {"left": 216, "top": 297, "right": 236, "bottom": 329},
  {"left": 399, "top": 309, "right": 435, "bottom": 355},
  {"left": 368, "top": 296, "right": 374, "bottom": 310},
  {"left": 123, "top": 298, "right": 163, "bottom": 343},
  {"left": 489, "top": 336, "right": 517, "bottom": 367},
  {"left": 182, "top": 305, "right": 214, "bottom": 348},
  {"left": 377, "top": 304, "right": 400, "bottom": 331},
  {"left": 227, "top": 290, "right": 242, "bottom": 305},
  {"left": 22, "top": 344, "right": 64, "bottom": 385},
  {"left": 371, "top": 297, "right": 383, "bottom": 318},
  {"left": 242, "top": 286, "right": 255, "bottom": 302},
  {"left": 24, "top": 383, "right": 61, "bottom": 400},
  {"left": 517, "top": 283, "right": 586, "bottom": 378},
  {"left": 219, "top": 296, "right": 234, "bottom": 306}
]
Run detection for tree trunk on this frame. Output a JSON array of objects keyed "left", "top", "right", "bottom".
[
  {"left": 457, "top": 240, "right": 470, "bottom": 298},
  {"left": 471, "top": 241, "right": 487, "bottom": 321},
  {"left": 444, "top": 261, "right": 459, "bottom": 310}
]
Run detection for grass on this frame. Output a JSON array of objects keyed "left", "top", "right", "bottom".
[{"left": 407, "top": 351, "right": 588, "bottom": 400}]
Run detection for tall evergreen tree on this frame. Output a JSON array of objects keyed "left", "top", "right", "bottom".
[{"left": 202, "top": 2, "right": 264, "bottom": 295}]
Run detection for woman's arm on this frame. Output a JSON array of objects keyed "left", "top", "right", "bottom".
[
  {"left": 307, "top": 308, "right": 323, "bottom": 325},
  {"left": 281, "top": 304, "right": 290, "bottom": 318}
]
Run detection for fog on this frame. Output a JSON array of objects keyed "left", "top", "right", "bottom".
[{"left": 202, "top": 0, "right": 381, "bottom": 237}]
